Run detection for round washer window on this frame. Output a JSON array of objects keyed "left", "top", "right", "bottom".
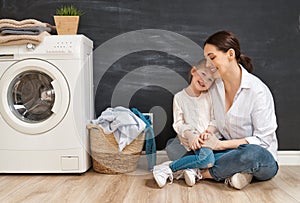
[
  {"left": 0, "top": 58, "right": 70, "bottom": 135},
  {"left": 9, "top": 70, "right": 55, "bottom": 123}
]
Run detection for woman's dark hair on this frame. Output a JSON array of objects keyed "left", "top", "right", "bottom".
[{"left": 204, "top": 31, "right": 253, "bottom": 73}]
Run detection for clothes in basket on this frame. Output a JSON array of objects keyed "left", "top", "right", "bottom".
[{"left": 91, "top": 106, "right": 146, "bottom": 151}]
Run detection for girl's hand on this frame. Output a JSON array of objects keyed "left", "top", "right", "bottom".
[
  {"left": 187, "top": 134, "right": 201, "bottom": 150},
  {"left": 189, "top": 136, "right": 202, "bottom": 150},
  {"left": 184, "top": 130, "right": 202, "bottom": 150}
]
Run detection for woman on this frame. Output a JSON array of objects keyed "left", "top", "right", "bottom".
[{"left": 191, "top": 30, "right": 278, "bottom": 189}]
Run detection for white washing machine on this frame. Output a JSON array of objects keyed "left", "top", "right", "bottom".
[{"left": 0, "top": 35, "right": 93, "bottom": 173}]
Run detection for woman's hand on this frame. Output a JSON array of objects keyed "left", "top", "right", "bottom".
[
  {"left": 199, "top": 130, "right": 249, "bottom": 150},
  {"left": 200, "top": 131, "right": 220, "bottom": 150}
]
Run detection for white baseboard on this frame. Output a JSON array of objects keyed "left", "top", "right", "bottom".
[
  {"left": 146, "top": 150, "right": 300, "bottom": 166},
  {"left": 278, "top": 151, "right": 300, "bottom": 166}
]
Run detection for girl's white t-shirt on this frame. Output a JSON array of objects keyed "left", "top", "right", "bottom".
[{"left": 172, "top": 89, "right": 216, "bottom": 139}]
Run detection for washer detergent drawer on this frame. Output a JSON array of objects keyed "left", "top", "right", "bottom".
[{"left": 61, "top": 156, "right": 79, "bottom": 171}]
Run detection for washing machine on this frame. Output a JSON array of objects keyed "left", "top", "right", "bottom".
[{"left": 0, "top": 35, "right": 94, "bottom": 173}]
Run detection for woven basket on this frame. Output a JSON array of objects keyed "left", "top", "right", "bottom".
[{"left": 86, "top": 124, "right": 145, "bottom": 174}]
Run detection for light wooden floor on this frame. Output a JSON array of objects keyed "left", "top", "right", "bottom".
[{"left": 0, "top": 165, "right": 299, "bottom": 203}]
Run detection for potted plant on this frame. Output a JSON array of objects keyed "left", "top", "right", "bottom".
[{"left": 54, "top": 5, "right": 84, "bottom": 35}]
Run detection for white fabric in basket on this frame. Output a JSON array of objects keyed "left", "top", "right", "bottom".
[{"left": 91, "top": 106, "right": 146, "bottom": 151}]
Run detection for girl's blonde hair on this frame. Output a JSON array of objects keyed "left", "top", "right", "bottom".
[{"left": 188, "top": 58, "right": 216, "bottom": 83}]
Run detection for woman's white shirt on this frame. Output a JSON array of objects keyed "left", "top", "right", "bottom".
[{"left": 209, "top": 66, "right": 278, "bottom": 161}]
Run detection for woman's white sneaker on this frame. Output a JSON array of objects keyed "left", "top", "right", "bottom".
[{"left": 225, "top": 173, "right": 253, "bottom": 190}]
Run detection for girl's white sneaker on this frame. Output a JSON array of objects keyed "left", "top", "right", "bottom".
[
  {"left": 153, "top": 161, "right": 173, "bottom": 188},
  {"left": 183, "top": 168, "right": 202, "bottom": 187}
]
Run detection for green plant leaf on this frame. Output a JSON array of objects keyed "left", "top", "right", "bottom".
[{"left": 55, "top": 5, "right": 84, "bottom": 16}]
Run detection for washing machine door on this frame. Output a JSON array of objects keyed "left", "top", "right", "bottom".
[{"left": 0, "top": 58, "right": 70, "bottom": 134}]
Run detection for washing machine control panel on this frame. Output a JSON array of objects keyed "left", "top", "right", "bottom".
[
  {"left": 46, "top": 41, "right": 74, "bottom": 54},
  {"left": 16, "top": 35, "right": 93, "bottom": 59}
]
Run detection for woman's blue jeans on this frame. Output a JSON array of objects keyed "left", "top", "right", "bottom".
[
  {"left": 169, "top": 147, "right": 214, "bottom": 172},
  {"left": 165, "top": 137, "right": 278, "bottom": 181},
  {"left": 209, "top": 144, "right": 278, "bottom": 181}
]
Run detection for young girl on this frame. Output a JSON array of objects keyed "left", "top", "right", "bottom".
[{"left": 153, "top": 58, "right": 219, "bottom": 188}]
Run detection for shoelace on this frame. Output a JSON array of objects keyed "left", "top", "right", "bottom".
[
  {"left": 224, "top": 178, "right": 233, "bottom": 187},
  {"left": 173, "top": 170, "right": 184, "bottom": 180},
  {"left": 193, "top": 169, "right": 203, "bottom": 181},
  {"left": 168, "top": 173, "right": 174, "bottom": 184},
  {"left": 184, "top": 169, "right": 203, "bottom": 181}
]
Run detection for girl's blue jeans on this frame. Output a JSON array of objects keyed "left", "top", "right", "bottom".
[
  {"left": 166, "top": 137, "right": 278, "bottom": 181},
  {"left": 169, "top": 147, "right": 214, "bottom": 172}
]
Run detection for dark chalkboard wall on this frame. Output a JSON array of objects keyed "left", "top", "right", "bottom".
[{"left": 1, "top": 0, "right": 299, "bottom": 150}]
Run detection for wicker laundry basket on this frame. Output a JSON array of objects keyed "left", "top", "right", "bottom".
[{"left": 86, "top": 124, "right": 145, "bottom": 174}]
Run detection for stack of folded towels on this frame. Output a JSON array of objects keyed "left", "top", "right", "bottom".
[{"left": 0, "top": 19, "right": 55, "bottom": 45}]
